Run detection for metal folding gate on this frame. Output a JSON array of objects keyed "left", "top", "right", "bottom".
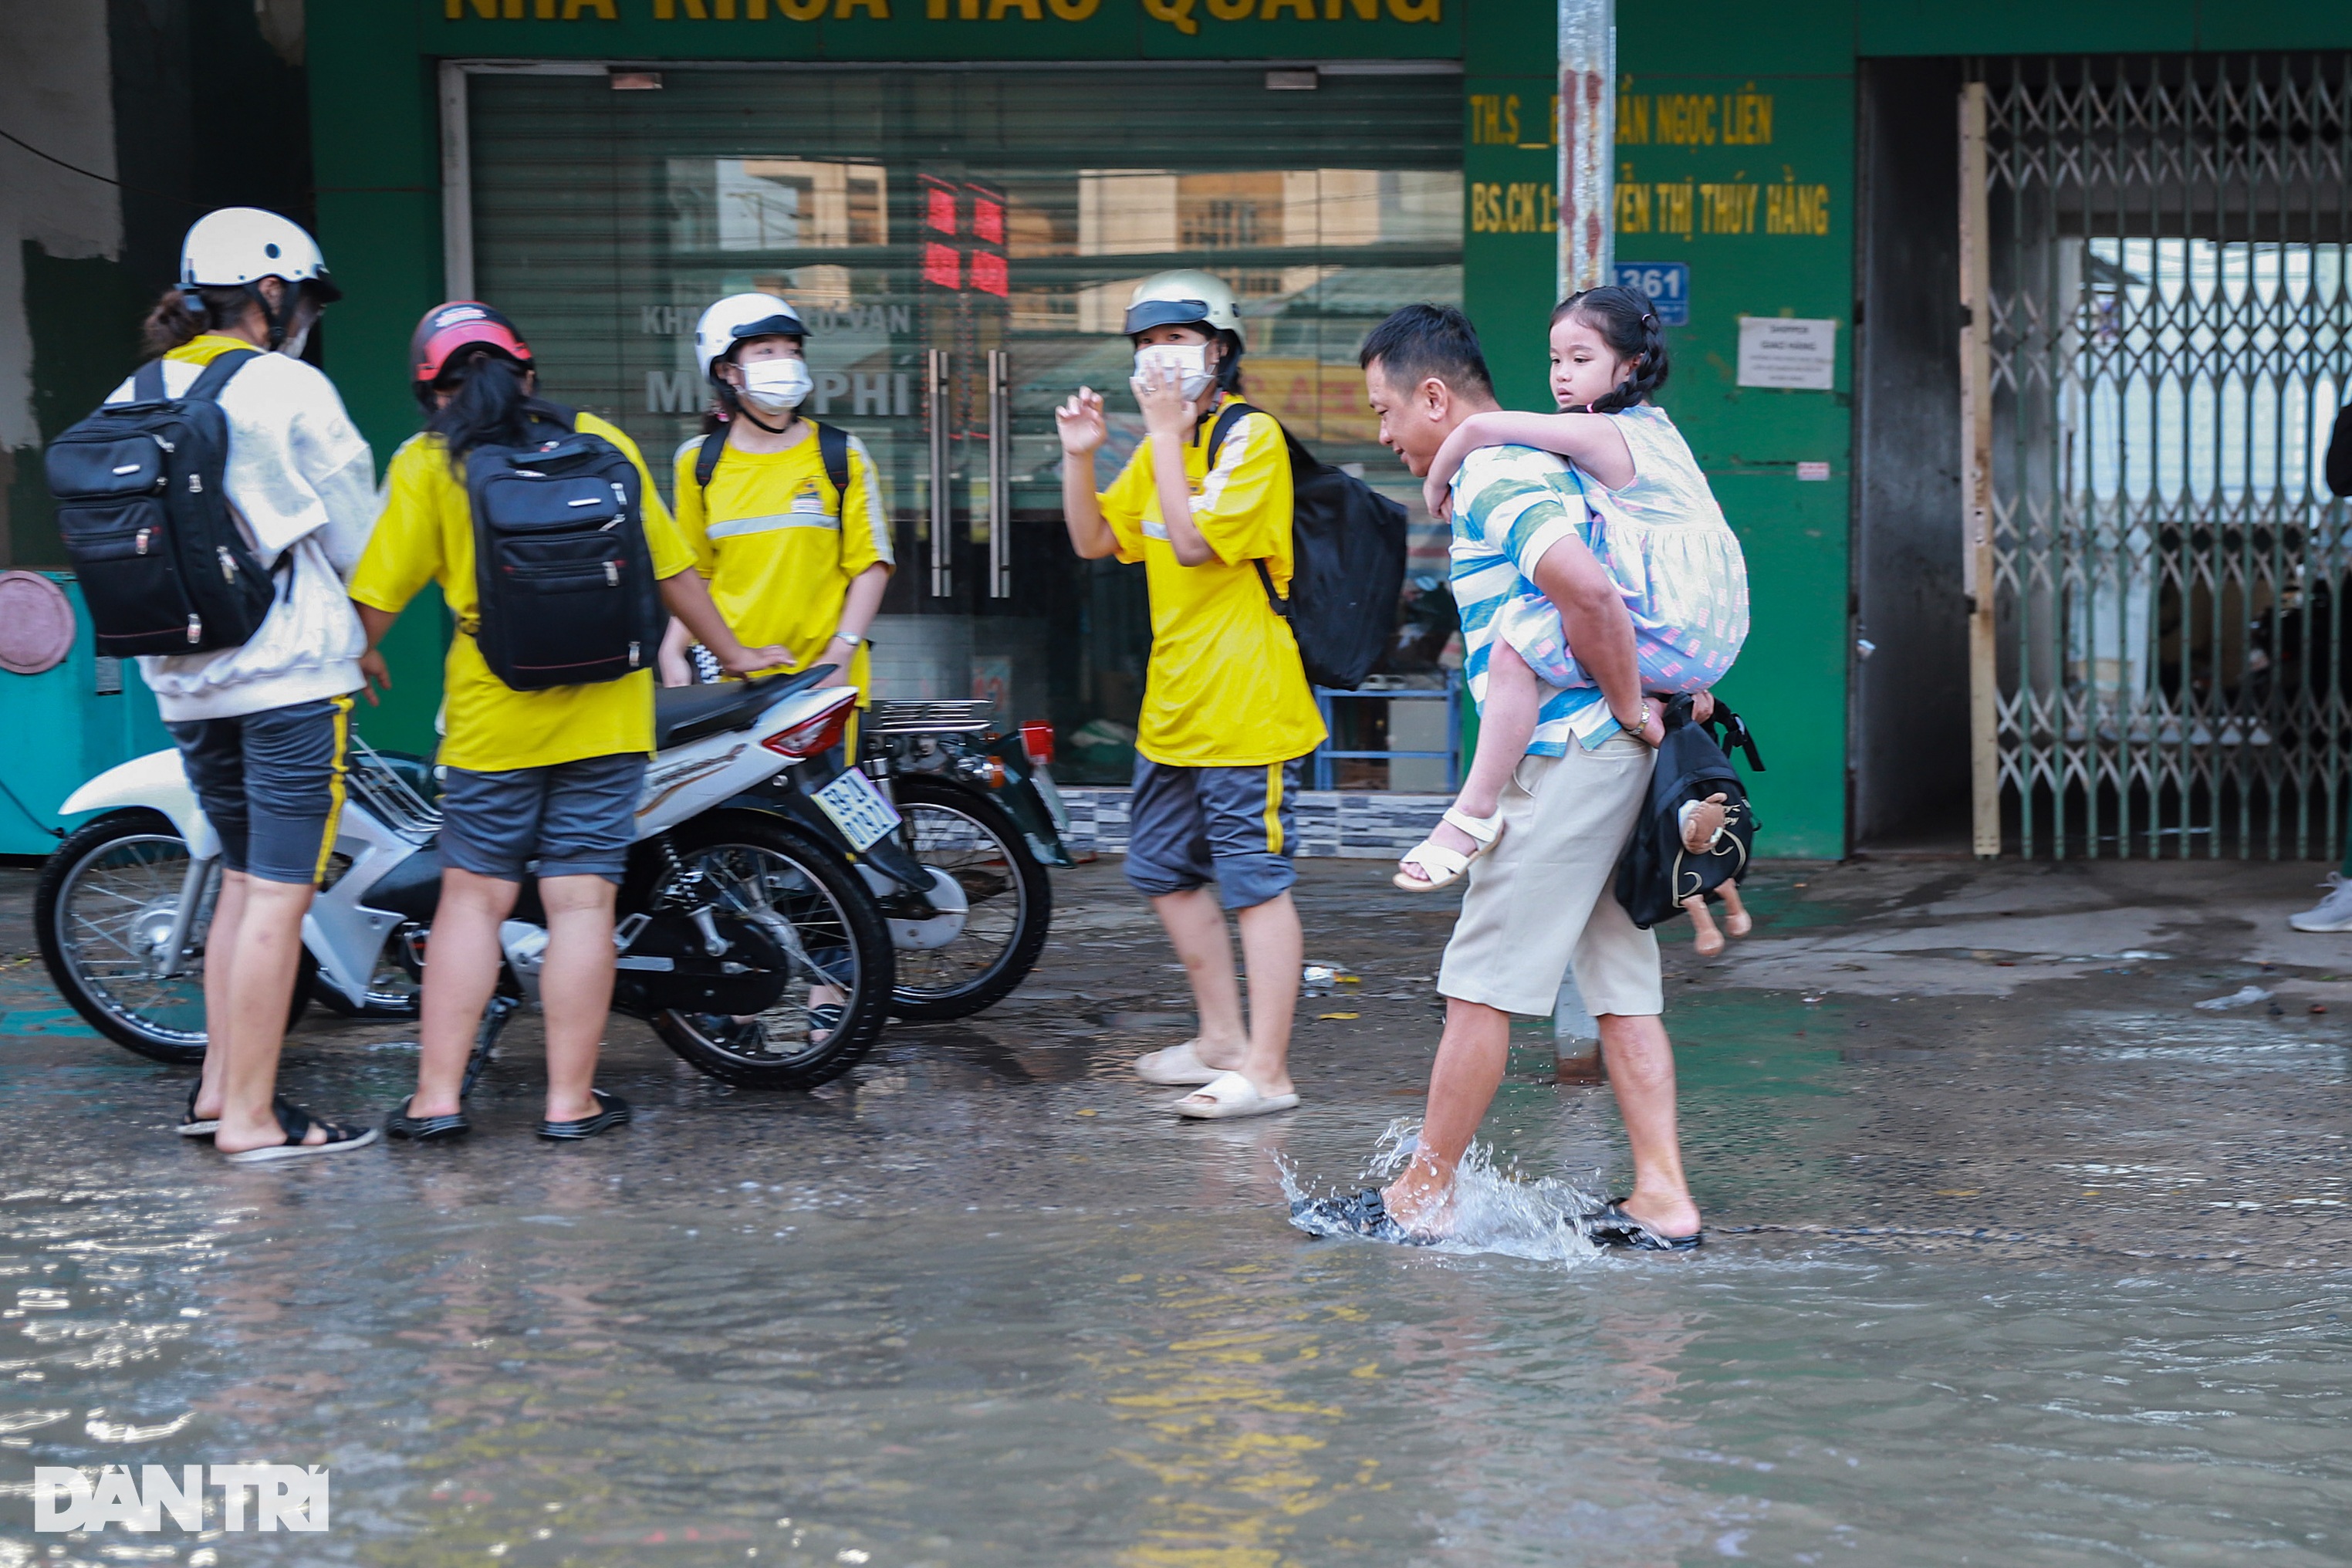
[{"left": 1961, "top": 56, "right": 2352, "bottom": 858}]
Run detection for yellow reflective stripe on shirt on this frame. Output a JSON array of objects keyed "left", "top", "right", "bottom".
[{"left": 705, "top": 511, "right": 843, "bottom": 540}]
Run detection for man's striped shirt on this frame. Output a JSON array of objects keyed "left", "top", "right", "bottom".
[{"left": 1448, "top": 443, "right": 1619, "bottom": 755}]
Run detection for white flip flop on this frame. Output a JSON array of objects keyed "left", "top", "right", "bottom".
[
  {"left": 1134, "top": 1039, "right": 1225, "bottom": 1086},
  {"left": 1393, "top": 806, "right": 1504, "bottom": 893},
  {"left": 1172, "top": 1070, "right": 1300, "bottom": 1121}
]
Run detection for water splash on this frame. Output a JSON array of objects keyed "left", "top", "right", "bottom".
[{"left": 1279, "top": 1119, "right": 1607, "bottom": 1265}]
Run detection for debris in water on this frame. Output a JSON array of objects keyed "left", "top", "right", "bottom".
[{"left": 2194, "top": 985, "right": 2271, "bottom": 1011}]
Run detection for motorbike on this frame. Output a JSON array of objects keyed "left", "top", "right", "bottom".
[
  {"left": 35, "top": 667, "right": 913, "bottom": 1091},
  {"left": 850, "top": 700, "right": 1076, "bottom": 1021}
]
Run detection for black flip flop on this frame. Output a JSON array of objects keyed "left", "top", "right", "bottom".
[
  {"left": 1580, "top": 1200, "right": 1702, "bottom": 1252},
  {"left": 184, "top": 1091, "right": 305, "bottom": 1143},
  {"left": 1289, "top": 1188, "right": 1439, "bottom": 1246},
  {"left": 384, "top": 1098, "right": 471, "bottom": 1142},
  {"left": 178, "top": 1080, "right": 217, "bottom": 1138},
  {"left": 538, "top": 1088, "right": 631, "bottom": 1142},
  {"left": 221, "top": 1101, "right": 380, "bottom": 1164},
  {"left": 808, "top": 1004, "right": 843, "bottom": 1045}
]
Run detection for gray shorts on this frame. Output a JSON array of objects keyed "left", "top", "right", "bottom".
[
  {"left": 1124, "top": 755, "right": 1305, "bottom": 911},
  {"left": 167, "top": 695, "right": 353, "bottom": 885},
  {"left": 437, "top": 753, "right": 646, "bottom": 884}
]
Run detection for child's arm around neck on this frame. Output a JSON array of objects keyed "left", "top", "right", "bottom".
[{"left": 1423, "top": 407, "right": 1638, "bottom": 520}]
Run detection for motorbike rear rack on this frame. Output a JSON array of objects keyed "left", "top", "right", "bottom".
[
  {"left": 347, "top": 739, "right": 444, "bottom": 840},
  {"left": 866, "top": 700, "right": 993, "bottom": 735}
]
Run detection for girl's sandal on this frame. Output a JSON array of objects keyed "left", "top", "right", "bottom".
[{"left": 1393, "top": 807, "right": 1504, "bottom": 893}]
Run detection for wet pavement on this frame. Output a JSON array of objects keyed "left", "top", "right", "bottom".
[{"left": 2, "top": 854, "right": 2350, "bottom": 1564}]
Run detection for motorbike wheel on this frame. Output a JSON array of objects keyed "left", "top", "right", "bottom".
[
  {"left": 646, "top": 811, "right": 894, "bottom": 1090},
  {"left": 886, "top": 775, "right": 1053, "bottom": 1022},
  {"left": 35, "top": 810, "right": 314, "bottom": 1065}
]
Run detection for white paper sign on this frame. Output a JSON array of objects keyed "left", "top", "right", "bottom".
[{"left": 1737, "top": 316, "right": 1838, "bottom": 390}]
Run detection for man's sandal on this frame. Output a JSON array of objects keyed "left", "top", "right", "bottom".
[
  {"left": 220, "top": 1101, "right": 380, "bottom": 1164},
  {"left": 1394, "top": 806, "right": 1504, "bottom": 892},
  {"left": 178, "top": 1080, "right": 217, "bottom": 1138},
  {"left": 1580, "top": 1200, "right": 1703, "bottom": 1252}
]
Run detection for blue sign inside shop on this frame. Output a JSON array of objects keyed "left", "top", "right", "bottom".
[{"left": 1613, "top": 262, "right": 1689, "bottom": 327}]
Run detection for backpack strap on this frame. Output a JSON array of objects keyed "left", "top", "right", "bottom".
[
  {"left": 816, "top": 421, "right": 850, "bottom": 499},
  {"left": 133, "top": 359, "right": 168, "bottom": 403},
  {"left": 182, "top": 347, "right": 261, "bottom": 404},
  {"left": 694, "top": 421, "right": 851, "bottom": 510},
  {"left": 1203, "top": 400, "right": 1292, "bottom": 622}
]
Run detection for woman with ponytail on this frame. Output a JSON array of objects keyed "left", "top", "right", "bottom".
[{"left": 1393, "top": 283, "right": 1749, "bottom": 891}]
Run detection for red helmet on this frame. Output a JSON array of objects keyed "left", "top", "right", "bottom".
[{"left": 410, "top": 300, "right": 532, "bottom": 387}]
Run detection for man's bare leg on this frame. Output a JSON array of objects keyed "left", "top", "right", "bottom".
[
  {"left": 191, "top": 870, "right": 246, "bottom": 1124},
  {"left": 1228, "top": 890, "right": 1300, "bottom": 1097},
  {"left": 1380, "top": 997, "right": 1512, "bottom": 1232},
  {"left": 211, "top": 877, "right": 328, "bottom": 1155},
  {"left": 1597, "top": 1012, "right": 1699, "bottom": 1235},
  {"left": 407, "top": 867, "right": 519, "bottom": 1120},
  {"left": 1151, "top": 885, "right": 1251, "bottom": 1071},
  {"left": 535, "top": 874, "right": 617, "bottom": 1125}
]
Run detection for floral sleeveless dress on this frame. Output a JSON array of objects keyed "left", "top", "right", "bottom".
[{"left": 1489, "top": 404, "right": 1749, "bottom": 694}]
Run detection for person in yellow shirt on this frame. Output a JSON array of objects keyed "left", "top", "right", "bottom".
[
  {"left": 350, "top": 302, "right": 788, "bottom": 1144},
  {"left": 1055, "top": 271, "right": 1326, "bottom": 1122},
  {"left": 660, "top": 293, "right": 891, "bottom": 705}
]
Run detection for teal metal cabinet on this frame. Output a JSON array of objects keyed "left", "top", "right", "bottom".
[{"left": 0, "top": 576, "right": 171, "bottom": 855}]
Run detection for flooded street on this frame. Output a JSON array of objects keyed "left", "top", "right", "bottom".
[{"left": 4, "top": 857, "right": 2350, "bottom": 1565}]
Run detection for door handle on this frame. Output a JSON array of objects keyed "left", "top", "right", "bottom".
[
  {"left": 926, "top": 347, "right": 951, "bottom": 598},
  {"left": 987, "top": 348, "right": 1010, "bottom": 600}
]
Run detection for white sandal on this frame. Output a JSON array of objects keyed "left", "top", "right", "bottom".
[
  {"left": 1173, "top": 1070, "right": 1300, "bottom": 1120},
  {"left": 1393, "top": 806, "right": 1504, "bottom": 892},
  {"left": 1134, "top": 1039, "right": 1223, "bottom": 1086}
]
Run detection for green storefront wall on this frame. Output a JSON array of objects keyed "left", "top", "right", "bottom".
[{"left": 290, "top": 0, "right": 2352, "bottom": 864}]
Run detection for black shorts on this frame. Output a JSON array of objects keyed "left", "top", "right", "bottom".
[{"left": 167, "top": 696, "right": 354, "bottom": 885}]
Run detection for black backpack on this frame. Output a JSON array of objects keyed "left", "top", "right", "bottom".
[
  {"left": 1614, "top": 694, "right": 1767, "bottom": 930},
  {"left": 44, "top": 351, "right": 280, "bottom": 657},
  {"left": 694, "top": 421, "right": 850, "bottom": 501},
  {"left": 1205, "top": 401, "right": 1407, "bottom": 691},
  {"left": 463, "top": 412, "right": 666, "bottom": 691}
]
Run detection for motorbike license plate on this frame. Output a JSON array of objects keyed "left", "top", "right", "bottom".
[{"left": 812, "top": 766, "right": 903, "bottom": 851}]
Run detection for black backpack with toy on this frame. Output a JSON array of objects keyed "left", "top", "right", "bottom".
[
  {"left": 1205, "top": 400, "right": 1407, "bottom": 691},
  {"left": 464, "top": 412, "right": 665, "bottom": 691},
  {"left": 44, "top": 351, "right": 280, "bottom": 657},
  {"left": 1614, "top": 694, "right": 1766, "bottom": 932}
]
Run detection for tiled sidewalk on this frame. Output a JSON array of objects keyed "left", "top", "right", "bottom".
[{"left": 1055, "top": 787, "right": 1451, "bottom": 859}]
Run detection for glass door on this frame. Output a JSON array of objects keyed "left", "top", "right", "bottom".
[{"left": 469, "top": 64, "right": 1463, "bottom": 782}]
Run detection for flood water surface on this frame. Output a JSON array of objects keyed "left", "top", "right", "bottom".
[{"left": 4, "top": 862, "right": 2350, "bottom": 1565}]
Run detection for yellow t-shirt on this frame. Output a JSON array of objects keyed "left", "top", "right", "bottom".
[
  {"left": 1099, "top": 396, "right": 1326, "bottom": 768},
  {"left": 671, "top": 424, "right": 893, "bottom": 704},
  {"left": 350, "top": 413, "right": 694, "bottom": 772}
]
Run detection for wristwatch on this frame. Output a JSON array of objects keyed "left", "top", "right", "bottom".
[{"left": 829, "top": 632, "right": 864, "bottom": 649}]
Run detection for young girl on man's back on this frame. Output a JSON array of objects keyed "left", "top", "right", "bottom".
[{"left": 1395, "top": 284, "right": 1749, "bottom": 890}]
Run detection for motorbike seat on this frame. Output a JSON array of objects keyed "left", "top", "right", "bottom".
[{"left": 654, "top": 666, "right": 835, "bottom": 749}]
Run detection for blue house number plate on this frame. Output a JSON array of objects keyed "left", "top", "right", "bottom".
[{"left": 1613, "top": 262, "right": 1690, "bottom": 326}]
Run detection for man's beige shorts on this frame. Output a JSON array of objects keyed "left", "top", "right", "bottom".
[{"left": 1437, "top": 735, "right": 1662, "bottom": 1019}]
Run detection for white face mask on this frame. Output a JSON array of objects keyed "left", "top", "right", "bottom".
[
  {"left": 1134, "top": 343, "right": 1215, "bottom": 403},
  {"left": 739, "top": 357, "right": 812, "bottom": 413},
  {"left": 277, "top": 325, "right": 310, "bottom": 360}
]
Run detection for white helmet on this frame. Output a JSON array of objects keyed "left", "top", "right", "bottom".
[
  {"left": 694, "top": 292, "right": 810, "bottom": 382},
  {"left": 180, "top": 208, "right": 339, "bottom": 299},
  {"left": 1123, "top": 269, "right": 1244, "bottom": 350}
]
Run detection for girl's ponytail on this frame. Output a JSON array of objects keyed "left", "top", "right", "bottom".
[
  {"left": 426, "top": 350, "right": 566, "bottom": 475},
  {"left": 1550, "top": 283, "right": 1671, "bottom": 413},
  {"left": 139, "top": 285, "right": 243, "bottom": 360}
]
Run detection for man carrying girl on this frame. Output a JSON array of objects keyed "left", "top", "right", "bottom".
[{"left": 1303, "top": 294, "right": 1737, "bottom": 1250}]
